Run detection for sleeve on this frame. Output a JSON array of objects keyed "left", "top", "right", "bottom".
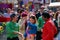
[
  {"left": 38, "top": 17, "right": 42, "bottom": 30},
  {"left": 42, "top": 23, "right": 54, "bottom": 40}
]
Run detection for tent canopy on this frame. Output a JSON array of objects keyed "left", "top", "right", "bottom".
[{"left": 49, "top": 2, "right": 60, "bottom": 7}]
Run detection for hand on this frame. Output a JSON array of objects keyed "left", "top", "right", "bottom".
[
  {"left": 41, "top": 29, "right": 43, "bottom": 32},
  {"left": 38, "top": 29, "right": 41, "bottom": 31},
  {"left": 18, "top": 32, "right": 24, "bottom": 40},
  {"left": 14, "top": 31, "right": 19, "bottom": 34},
  {"left": 18, "top": 32, "right": 23, "bottom": 38}
]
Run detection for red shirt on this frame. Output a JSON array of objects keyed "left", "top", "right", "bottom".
[{"left": 42, "top": 18, "right": 57, "bottom": 40}]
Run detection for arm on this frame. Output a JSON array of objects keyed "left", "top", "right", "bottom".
[{"left": 38, "top": 17, "right": 43, "bottom": 31}]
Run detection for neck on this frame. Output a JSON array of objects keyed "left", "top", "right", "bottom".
[
  {"left": 45, "top": 18, "right": 50, "bottom": 22},
  {"left": 12, "top": 20, "right": 16, "bottom": 23}
]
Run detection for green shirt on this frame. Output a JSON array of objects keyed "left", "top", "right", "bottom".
[
  {"left": 6, "top": 21, "right": 19, "bottom": 38},
  {"left": 38, "top": 16, "right": 44, "bottom": 31}
]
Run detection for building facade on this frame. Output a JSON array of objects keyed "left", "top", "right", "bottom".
[{"left": 57, "top": 0, "right": 60, "bottom": 2}]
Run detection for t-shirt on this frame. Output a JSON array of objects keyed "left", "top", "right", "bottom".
[
  {"left": 6, "top": 21, "right": 19, "bottom": 38},
  {"left": 27, "top": 22, "right": 37, "bottom": 34},
  {"left": 38, "top": 16, "right": 45, "bottom": 31}
]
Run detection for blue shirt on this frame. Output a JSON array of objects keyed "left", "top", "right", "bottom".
[{"left": 27, "top": 22, "right": 37, "bottom": 34}]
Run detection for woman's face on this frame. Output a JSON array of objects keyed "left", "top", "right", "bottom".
[{"left": 30, "top": 18, "right": 35, "bottom": 24}]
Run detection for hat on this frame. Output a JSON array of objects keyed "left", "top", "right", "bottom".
[{"left": 22, "top": 12, "right": 27, "bottom": 17}]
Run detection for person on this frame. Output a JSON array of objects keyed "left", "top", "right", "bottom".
[
  {"left": 36, "top": 16, "right": 44, "bottom": 40},
  {"left": 17, "top": 9, "right": 24, "bottom": 22},
  {"left": 58, "top": 12, "right": 60, "bottom": 27},
  {"left": 18, "top": 12, "right": 27, "bottom": 40},
  {"left": 26, "top": 16, "right": 37, "bottom": 40},
  {"left": 48, "top": 10, "right": 59, "bottom": 37},
  {"left": 36, "top": 5, "right": 45, "bottom": 19},
  {"left": 6, "top": 14, "right": 22, "bottom": 40},
  {"left": 3, "top": 8, "right": 12, "bottom": 18},
  {"left": 36, "top": 5, "right": 45, "bottom": 40},
  {"left": 42, "top": 12, "right": 57, "bottom": 40},
  {"left": 3, "top": 8, "right": 12, "bottom": 22}
]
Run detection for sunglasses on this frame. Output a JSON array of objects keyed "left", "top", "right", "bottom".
[{"left": 40, "top": 8, "right": 45, "bottom": 9}]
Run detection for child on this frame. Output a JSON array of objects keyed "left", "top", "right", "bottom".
[{"left": 26, "top": 16, "right": 37, "bottom": 40}]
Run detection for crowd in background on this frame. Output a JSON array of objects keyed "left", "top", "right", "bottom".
[{"left": 0, "top": 5, "right": 60, "bottom": 40}]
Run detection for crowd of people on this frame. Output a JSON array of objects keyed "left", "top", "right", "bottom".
[{"left": 0, "top": 5, "right": 60, "bottom": 40}]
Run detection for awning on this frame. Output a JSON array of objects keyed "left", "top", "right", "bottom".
[{"left": 49, "top": 2, "right": 60, "bottom": 7}]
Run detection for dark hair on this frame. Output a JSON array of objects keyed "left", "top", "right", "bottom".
[
  {"left": 30, "top": 16, "right": 36, "bottom": 24},
  {"left": 22, "top": 13, "right": 27, "bottom": 17},
  {"left": 10, "top": 14, "right": 16, "bottom": 21},
  {"left": 42, "top": 12, "right": 50, "bottom": 19},
  {"left": 17, "top": 9, "right": 24, "bottom": 13}
]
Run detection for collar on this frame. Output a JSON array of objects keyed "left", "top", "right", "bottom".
[{"left": 45, "top": 18, "right": 51, "bottom": 23}]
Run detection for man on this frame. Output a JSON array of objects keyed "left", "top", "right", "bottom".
[
  {"left": 6, "top": 14, "right": 22, "bottom": 40},
  {"left": 36, "top": 5, "right": 45, "bottom": 40},
  {"left": 36, "top": 16, "right": 44, "bottom": 40},
  {"left": 17, "top": 9, "right": 24, "bottom": 22},
  {"left": 36, "top": 5, "right": 45, "bottom": 19},
  {"left": 42, "top": 12, "right": 57, "bottom": 40},
  {"left": 3, "top": 8, "right": 12, "bottom": 22},
  {"left": 3, "top": 8, "right": 12, "bottom": 18}
]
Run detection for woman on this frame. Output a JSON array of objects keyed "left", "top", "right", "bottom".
[
  {"left": 26, "top": 16, "right": 37, "bottom": 40},
  {"left": 18, "top": 13, "right": 27, "bottom": 40}
]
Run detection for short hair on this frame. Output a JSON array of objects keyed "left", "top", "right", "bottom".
[
  {"left": 42, "top": 12, "right": 50, "bottom": 19},
  {"left": 17, "top": 9, "right": 20, "bottom": 13},
  {"left": 10, "top": 14, "right": 16, "bottom": 20},
  {"left": 17, "top": 9, "right": 24, "bottom": 13}
]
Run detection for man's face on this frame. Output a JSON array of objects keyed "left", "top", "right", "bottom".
[
  {"left": 40, "top": 5, "right": 45, "bottom": 12},
  {"left": 40, "top": 8, "right": 44, "bottom": 12},
  {"left": 13, "top": 16, "right": 18, "bottom": 22}
]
